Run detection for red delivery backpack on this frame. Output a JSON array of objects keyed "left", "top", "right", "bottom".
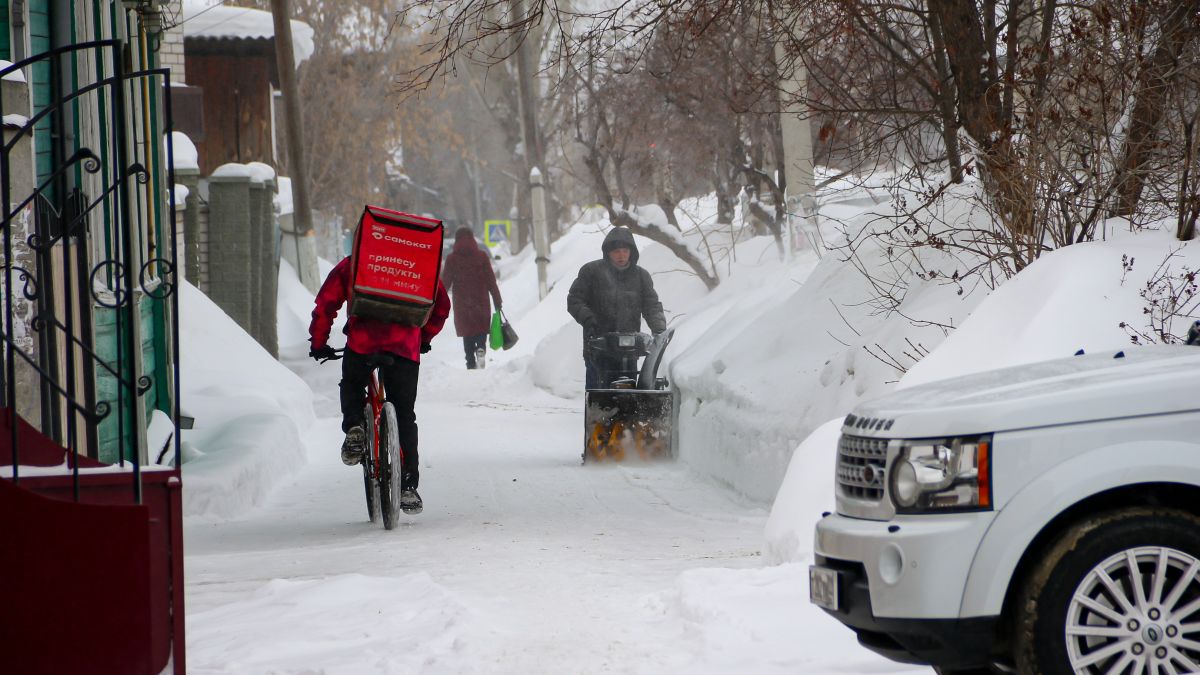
[{"left": 348, "top": 205, "right": 444, "bottom": 326}]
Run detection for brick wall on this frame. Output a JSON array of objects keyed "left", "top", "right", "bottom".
[{"left": 160, "top": 0, "right": 186, "bottom": 84}]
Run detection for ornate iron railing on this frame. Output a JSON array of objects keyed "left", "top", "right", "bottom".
[{"left": 1, "top": 40, "right": 181, "bottom": 503}]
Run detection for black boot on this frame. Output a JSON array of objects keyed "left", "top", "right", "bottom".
[{"left": 341, "top": 426, "right": 365, "bottom": 466}]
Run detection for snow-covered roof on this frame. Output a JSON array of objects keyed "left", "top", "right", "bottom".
[{"left": 181, "top": 0, "right": 315, "bottom": 66}]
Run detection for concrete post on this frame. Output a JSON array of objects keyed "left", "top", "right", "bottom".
[
  {"left": 258, "top": 176, "right": 279, "bottom": 358},
  {"left": 1, "top": 74, "right": 42, "bottom": 428},
  {"left": 207, "top": 164, "right": 254, "bottom": 332},
  {"left": 247, "top": 177, "right": 268, "bottom": 347},
  {"left": 174, "top": 166, "right": 201, "bottom": 284},
  {"left": 530, "top": 167, "right": 549, "bottom": 300}
]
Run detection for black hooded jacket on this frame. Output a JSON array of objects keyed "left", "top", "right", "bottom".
[{"left": 567, "top": 227, "right": 666, "bottom": 349}]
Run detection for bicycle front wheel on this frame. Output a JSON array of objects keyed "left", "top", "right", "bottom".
[{"left": 377, "top": 402, "right": 403, "bottom": 530}]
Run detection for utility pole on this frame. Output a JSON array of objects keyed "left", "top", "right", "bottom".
[
  {"left": 510, "top": 0, "right": 552, "bottom": 251},
  {"left": 270, "top": 0, "right": 321, "bottom": 291},
  {"left": 530, "top": 167, "right": 549, "bottom": 299}
]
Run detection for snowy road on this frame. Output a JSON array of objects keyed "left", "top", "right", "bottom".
[{"left": 185, "top": 346, "right": 925, "bottom": 674}]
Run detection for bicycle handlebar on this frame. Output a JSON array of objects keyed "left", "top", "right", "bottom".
[{"left": 319, "top": 348, "right": 397, "bottom": 369}]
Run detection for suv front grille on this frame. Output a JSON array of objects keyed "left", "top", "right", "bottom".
[{"left": 837, "top": 435, "right": 889, "bottom": 502}]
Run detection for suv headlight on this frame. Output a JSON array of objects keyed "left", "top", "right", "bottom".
[{"left": 890, "top": 435, "right": 992, "bottom": 512}]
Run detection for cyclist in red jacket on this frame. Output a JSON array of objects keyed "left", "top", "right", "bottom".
[{"left": 308, "top": 256, "right": 451, "bottom": 514}]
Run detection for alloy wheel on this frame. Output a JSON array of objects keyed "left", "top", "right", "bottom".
[{"left": 1066, "top": 546, "right": 1200, "bottom": 674}]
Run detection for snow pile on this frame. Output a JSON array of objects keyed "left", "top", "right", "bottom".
[
  {"left": 665, "top": 188, "right": 984, "bottom": 502},
  {"left": 276, "top": 257, "right": 331, "bottom": 350},
  {"left": 274, "top": 176, "right": 293, "bottom": 216},
  {"left": 763, "top": 418, "right": 842, "bottom": 564},
  {"left": 649, "top": 562, "right": 920, "bottom": 673},
  {"left": 210, "top": 162, "right": 251, "bottom": 180},
  {"left": 903, "top": 227, "right": 1198, "bottom": 386},
  {"left": 167, "top": 131, "right": 199, "bottom": 172},
  {"left": 245, "top": 161, "right": 275, "bottom": 185},
  {"left": 188, "top": 573, "right": 476, "bottom": 673},
  {"left": 180, "top": 281, "right": 315, "bottom": 519},
  {"left": 171, "top": 184, "right": 189, "bottom": 208},
  {"left": 764, "top": 225, "right": 1198, "bottom": 563},
  {"left": 1, "top": 59, "right": 26, "bottom": 82}
]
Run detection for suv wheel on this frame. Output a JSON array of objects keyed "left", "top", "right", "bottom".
[{"left": 1014, "top": 508, "right": 1200, "bottom": 674}]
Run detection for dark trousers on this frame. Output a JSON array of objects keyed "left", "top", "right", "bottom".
[
  {"left": 585, "top": 357, "right": 614, "bottom": 390},
  {"left": 463, "top": 334, "right": 488, "bottom": 369},
  {"left": 340, "top": 350, "right": 421, "bottom": 489}
]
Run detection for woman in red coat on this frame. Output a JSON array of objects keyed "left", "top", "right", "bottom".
[{"left": 441, "top": 226, "right": 503, "bottom": 369}]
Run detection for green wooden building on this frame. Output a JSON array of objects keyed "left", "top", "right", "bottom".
[{"left": 1, "top": 0, "right": 178, "bottom": 465}]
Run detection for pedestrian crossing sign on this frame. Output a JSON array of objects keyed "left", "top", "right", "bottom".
[{"left": 484, "top": 219, "right": 512, "bottom": 248}]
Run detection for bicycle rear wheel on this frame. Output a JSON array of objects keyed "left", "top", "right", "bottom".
[
  {"left": 362, "top": 404, "right": 380, "bottom": 523},
  {"left": 377, "top": 402, "right": 403, "bottom": 530}
]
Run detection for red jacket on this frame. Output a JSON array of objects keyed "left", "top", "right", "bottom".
[
  {"left": 441, "top": 234, "right": 502, "bottom": 337},
  {"left": 309, "top": 257, "right": 451, "bottom": 361}
]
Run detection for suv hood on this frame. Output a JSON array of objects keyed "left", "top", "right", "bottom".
[{"left": 847, "top": 346, "right": 1200, "bottom": 439}]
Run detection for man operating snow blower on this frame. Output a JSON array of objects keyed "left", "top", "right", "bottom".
[{"left": 567, "top": 227, "right": 675, "bottom": 462}]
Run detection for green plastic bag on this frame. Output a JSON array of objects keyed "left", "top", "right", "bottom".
[{"left": 489, "top": 311, "right": 504, "bottom": 350}]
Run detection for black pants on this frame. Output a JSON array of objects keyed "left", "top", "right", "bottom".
[
  {"left": 340, "top": 349, "right": 420, "bottom": 489},
  {"left": 463, "top": 334, "right": 487, "bottom": 369},
  {"left": 585, "top": 356, "right": 618, "bottom": 390}
]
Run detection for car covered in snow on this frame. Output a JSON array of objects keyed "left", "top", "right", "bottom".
[{"left": 809, "top": 346, "right": 1200, "bottom": 673}]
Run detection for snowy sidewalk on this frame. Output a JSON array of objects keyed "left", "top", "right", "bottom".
[{"left": 184, "top": 343, "right": 923, "bottom": 674}]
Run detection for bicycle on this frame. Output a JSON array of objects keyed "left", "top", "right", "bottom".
[{"left": 320, "top": 349, "right": 405, "bottom": 530}]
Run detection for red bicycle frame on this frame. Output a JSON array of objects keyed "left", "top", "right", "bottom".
[{"left": 366, "top": 372, "right": 385, "bottom": 479}]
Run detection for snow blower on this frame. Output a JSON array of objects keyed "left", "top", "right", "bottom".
[{"left": 583, "top": 329, "right": 675, "bottom": 463}]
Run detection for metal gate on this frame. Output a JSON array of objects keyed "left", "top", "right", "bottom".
[{"left": 0, "top": 39, "right": 184, "bottom": 674}]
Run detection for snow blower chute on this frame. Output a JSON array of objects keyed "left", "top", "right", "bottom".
[{"left": 583, "top": 329, "right": 675, "bottom": 463}]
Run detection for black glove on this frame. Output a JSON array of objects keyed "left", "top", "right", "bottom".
[
  {"left": 310, "top": 345, "right": 337, "bottom": 362},
  {"left": 420, "top": 343, "right": 432, "bottom": 354}
]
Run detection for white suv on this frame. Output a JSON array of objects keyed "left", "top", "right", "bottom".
[{"left": 809, "top": 346, "right": 1200, "bottom": 674}]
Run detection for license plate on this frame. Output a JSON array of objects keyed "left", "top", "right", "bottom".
[{"left": 809, "top": 565, "right": 840, "bottom": 611}]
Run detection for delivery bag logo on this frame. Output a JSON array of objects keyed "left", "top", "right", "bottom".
[{"left": 371, "top": 225, "right": 433, "bottom": 249}]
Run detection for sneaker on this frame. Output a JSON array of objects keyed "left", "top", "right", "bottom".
[
  {"left": 475, "top": 348, "right": 486, "bottom": 369},
  {"left": 341, "top": 426, "right": 365, "bottom": 466},
  {"left": 400, "top": 489, "right": 423, "bottom": 514}
]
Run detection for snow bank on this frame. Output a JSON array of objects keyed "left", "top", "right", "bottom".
[
  {"left": 766, "top": 223, "right": 1197, "bottom": 563},
  {"left": 667, "top": 192, "right": 982, "bottom": 502},
  {"left": 188, "top": 573, "right": 476, "bottom": 672},
  {"left": 277, "top": 258, "right": 316, "bottom": 349},
  {"left": 762, "top": 418, "right": 841, "bottom": 564},
  {"left": 903, "top": 227, "right": 1199, "bottom": 387},
  {"left": 180, "top": 281, "right": 315, "bottom": 519},
  {"left": 649, "top": 562, "right": 920, "bottom": 674}
]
